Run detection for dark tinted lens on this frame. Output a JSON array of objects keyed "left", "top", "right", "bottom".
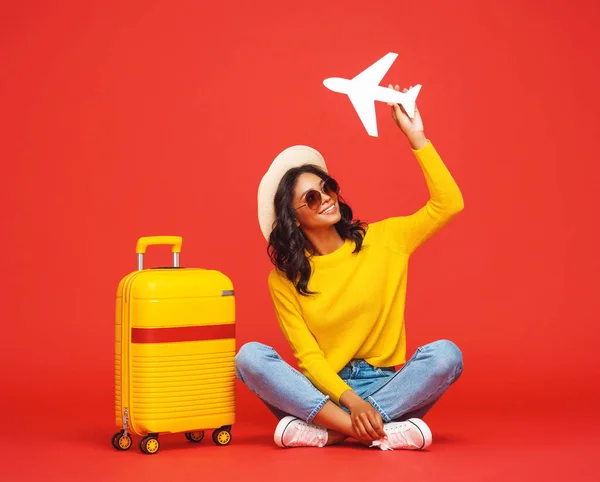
[
  {"left": 324, "top": 178, "right": 339, "bottom": 196},
  {"left": 305, "top": 190, "right": 322, "bottom": 210}
]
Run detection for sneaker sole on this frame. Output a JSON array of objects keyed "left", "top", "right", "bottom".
[
  {"left": 273, "top": 416, "right": 299, "bottom": 448},
  {"left": 407, "top": 418, "right": 433, "bottom": 449}
]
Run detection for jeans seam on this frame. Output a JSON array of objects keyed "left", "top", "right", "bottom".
[
  {"left": 368, "top": 395, "right": 392, "bottom": 423},
  {"left": 402, "top": 373, "right": 457, "bottom": 415},
  {"left": 306, "top": 395, "right": 330, "bottom": 423},
  {"left": 287, "top": 362, "right": 323, "bottom": 389}
]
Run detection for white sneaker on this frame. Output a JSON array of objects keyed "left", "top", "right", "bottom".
[
  {"left": 274, "top": 416, "right": 328, "bottom": 448},
  {"left": 370, "top": 418, "right": 432, "bottom": 451}
]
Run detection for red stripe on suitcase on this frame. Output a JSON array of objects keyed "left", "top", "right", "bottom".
[{"left": 131, "top": 324, "right": 235, "bottom": 343}]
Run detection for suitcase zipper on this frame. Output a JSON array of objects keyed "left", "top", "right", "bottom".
[
  {"left": 121, "top": 271, "right": 143, "bottom": 435},
  {"left": 123, "top": 408, "right": 129, "bottom": 436}
]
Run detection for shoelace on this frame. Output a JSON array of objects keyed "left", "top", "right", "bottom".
[
  {"left": 291, "top": 421, "right": 327, "bottom": 447},
  {"left": 370, "top": 424, "right": 414, "bottom": 451},
  {"left": 370, "top": 438, "right": 393, "bottom": 450}
]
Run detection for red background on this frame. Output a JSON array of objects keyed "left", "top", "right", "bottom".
[{"left": 2, "top": 0, "right": 599, "bottom": 480}]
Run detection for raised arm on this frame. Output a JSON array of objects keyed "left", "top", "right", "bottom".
[{"left": 386, "top": 85, "right": 464, "bottom": 254}]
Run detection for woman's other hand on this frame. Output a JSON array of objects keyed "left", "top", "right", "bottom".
[{"left": 340, "top": 390, "right": 386, "bottom": 443}]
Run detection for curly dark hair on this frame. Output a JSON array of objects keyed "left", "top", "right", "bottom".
[{"left": 267, "top": 164, "right": 367, "bottom": 296}]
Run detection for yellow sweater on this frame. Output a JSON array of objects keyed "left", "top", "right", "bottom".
[{"left": 267, "top": 141, "right": 464, "bottom": 404}]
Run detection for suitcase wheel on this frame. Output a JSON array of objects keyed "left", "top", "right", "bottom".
[
  {"left": 212, "top": 428, "right": 232, "bottom": 446},
  {"left": 112, "top": 431, "right": 132, "bottom": 451},
  {"left": 185, "top": 431, "right": 205, "bottom": 443},
  {"left": 139, "top": 435, "right": 160, "bottom": 455}
]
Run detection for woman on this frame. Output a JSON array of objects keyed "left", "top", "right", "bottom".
[{"left": 235, "top": 85, "right": 464, "bottom": 450}]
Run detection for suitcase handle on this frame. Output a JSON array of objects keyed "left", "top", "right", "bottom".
[{"left": 136, "top": 236, "right": 182, "bottom": 270}]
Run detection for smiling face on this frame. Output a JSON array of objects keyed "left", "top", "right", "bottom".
[{"left": 292, "top": 172, "right": 342, "bottom": 232}]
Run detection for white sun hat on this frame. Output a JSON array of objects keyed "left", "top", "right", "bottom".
[{"left": 257, "top": 145, "right": 328, "bottom": 241}]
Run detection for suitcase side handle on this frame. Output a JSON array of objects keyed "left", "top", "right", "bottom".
[{"left": 136, "top": 236, "right": 182, "bottom": 270}]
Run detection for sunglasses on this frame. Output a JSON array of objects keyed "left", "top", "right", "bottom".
[{"left": 295, "top": 178, "right": 340, "bottom": 211}]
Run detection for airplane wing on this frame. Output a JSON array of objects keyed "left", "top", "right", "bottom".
[
  {"left": 347, "top": 93, "right": 378, "bottom": 137},
  {"left": 351, "top": 52, "right": 398, "bottom": 86}
]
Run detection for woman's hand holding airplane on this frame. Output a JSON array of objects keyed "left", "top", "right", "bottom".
[{"left": 388, "top": 84, "right": 427, "bottom": 150}]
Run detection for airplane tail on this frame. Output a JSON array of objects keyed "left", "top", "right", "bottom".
[{"left": 400, "top": 84, "right": 422, "bottom": 118}]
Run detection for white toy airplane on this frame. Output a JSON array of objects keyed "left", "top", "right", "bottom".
[{"left": 323, "top": 53, "right": 421, "bottom": 137}]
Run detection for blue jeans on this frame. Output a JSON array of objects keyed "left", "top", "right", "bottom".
[{"left": 235, "top": 339, "right": 463, "bottom": 424}]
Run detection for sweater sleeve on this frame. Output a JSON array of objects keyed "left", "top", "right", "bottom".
[
  {"left": 384, "top": 140, "right": 464, "bottom": 254},
  {"left": 268, "top": 270, "right": 352, "bottom": 404}
]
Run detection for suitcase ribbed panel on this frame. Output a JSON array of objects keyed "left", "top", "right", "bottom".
[{"left": 129, "top": 344, "right": 236, "bottom": 433}]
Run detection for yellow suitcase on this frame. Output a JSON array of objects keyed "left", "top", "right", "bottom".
[{"left": 112, "top": 236, "right": 236, "bottom": 454}]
